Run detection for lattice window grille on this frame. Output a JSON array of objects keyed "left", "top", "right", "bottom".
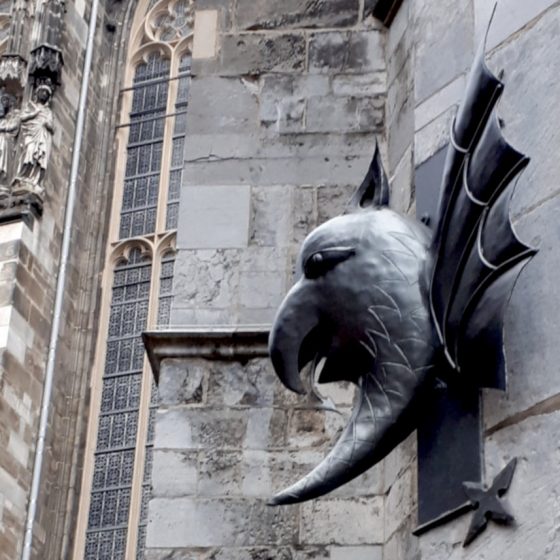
[
  {"left": 136, "top": 252, "right": 175, "bottom": 557},
  {"left": 119, "top": 53, "right": 170, "bottom": 240},
  {"left": 86, "top": 249, "right": 152, "bottom": 560}
]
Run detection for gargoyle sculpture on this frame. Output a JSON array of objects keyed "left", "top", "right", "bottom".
[{"left": 268, "top": 36, "right": 536, "bottom": 508}]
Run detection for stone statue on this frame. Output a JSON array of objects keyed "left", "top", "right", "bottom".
[
  {"left": 12, "top": 82, "right": 54, "bottom": 198},
  {"left": 0, "top": 92, "right": 19, "bottom": 196}
]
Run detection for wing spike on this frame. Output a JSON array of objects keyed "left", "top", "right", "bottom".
[{"left": 429, "top": 20, "right": 538, "bottom": 385}]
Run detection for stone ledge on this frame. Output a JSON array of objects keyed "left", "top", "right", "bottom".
[
  {"left": 143, "top": 326, "right": 270, "bottom": 382},
  {"left": 0, "top": 193, "right": 43, "bottom": 228}
]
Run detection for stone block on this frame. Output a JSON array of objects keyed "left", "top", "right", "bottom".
[
  {"left": 386, "top": 0, "right": 410, "bottom": 55},
  {"left": 413, "top": 106, "right": 453, "bottom": 166},
  {"left": 154, "top": 408, "right": 249, "bottom": 450},
  {"left": 172, "top": 249, "right": 240, "bottom": 309},
  {"left": 486, "top": 8, "right": 560, "bottom": 216},
  {"left": 206, "top": 359, "right": 280, "bottom": 407},
  {"left": 151, "top": 450, "right": 198, "bottom": 497},
  {"left": 245, "top": 407, "right": 288, "bottom": 449},
  {"left": 235, "top": 0, "right": 360, "bottom": 30},
  {"left": 474, "top": 0, "right": 558, "bottom": 49},
  {"left": 183, "top": 155, "right": 373, "bottom": 188},
  {"left": 158, "top": 358, "right": 206, "bottom": 406},
  {"left": 389, "top": 146, "right": 413, "bottom": 213},
  {"left": 198, "top": 32, "right": 306, "bottom": 76},
  {"left": 317, "top": 184, "right": 356, "bottom": 224},
  {"left": 483, "top": 193, "right": 560, "bottom": 430},
  {"left": 329, "top": 546, "right": 383, "bottom": 560},
  {"left": 177, "top": 185, "right": 251, "bottom": 249},
  {"left": 238, "top": 270, "right": 286, "bottom": 309},
  {"left": 384, "top": 466, "right": 415, "bottom": 540},
  {"left": 413, "top": 0, "right": 473, "bottom": 104},
  {"left": 331, "top": 73, "right": 386, "bottom": 97},
  {"left": 193, "top": 10, "right": 219, "bottom": 59},
  {"left": 287, "top": 408, "right": 347, "bottom": 449},
  {"left": 300, "top": 497, "right": 384, "bottom": 545},
  {"left": 293, "top": 186, "right": 317, "bottom": 244},
  {"left": 250, "top": 186, "right": 293, "bottom": 247},
  {"left": 388, "top": 88, "right": 414, "bottom": 172},
  {"left": 146, "top": 498, "right": 298, "bottom": 547},
  {"left": 307, "top": 96, "right": 384, "bottom": 134},
  {"left": 185, "top": 77, "right": 259, "bottom": 135},
  {"left": 308, "top": 31, "right": 385, "bottom": 75},
  {"left": 414, "top": 73, "right": 466, "bottom": 131}
]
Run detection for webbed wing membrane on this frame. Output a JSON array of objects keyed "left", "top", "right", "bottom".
[{"left": 429, "top": 37, "right": 537, "bottom": 387}]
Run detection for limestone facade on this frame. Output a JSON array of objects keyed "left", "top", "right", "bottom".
[{"left": 0, "top": 1, "right": 558, "bottom": 559}]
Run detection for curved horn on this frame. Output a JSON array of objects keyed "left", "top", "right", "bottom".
[{"left": 269, "top": 362, "right": 429, "bottom": 505}]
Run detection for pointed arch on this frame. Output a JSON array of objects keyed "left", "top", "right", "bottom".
[{"left": 74, "top": 0, "right": 191, "bottom": 557}]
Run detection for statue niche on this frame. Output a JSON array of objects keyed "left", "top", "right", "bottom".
[{"left": 0, "top": 91, "right": 19, "bottom": 196}]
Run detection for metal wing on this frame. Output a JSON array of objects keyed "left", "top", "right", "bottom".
[{"left": 429, "top": 35, "right": 537, "bottom": 388}]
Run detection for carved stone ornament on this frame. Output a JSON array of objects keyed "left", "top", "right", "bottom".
[
  {"left": 10, "top": 81, "right": 54, "bottom": 200},
  {"left": 0, "top": 54, "right": 28, "bottom": 97},
  {"left": 267, "top": 20, "right": 537, "bottom": 546},
  {"left": 28, "top": 44, "right": 63, "bottom": 87}
]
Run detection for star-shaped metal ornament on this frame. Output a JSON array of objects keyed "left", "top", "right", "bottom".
[{"left": 462, "top": 458, "right": 517, "bottom": 546}]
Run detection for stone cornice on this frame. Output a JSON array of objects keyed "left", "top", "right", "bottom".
[{"left": 142, "top": 325, "right": 270, "bottom": 382}]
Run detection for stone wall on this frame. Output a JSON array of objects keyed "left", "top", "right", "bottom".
[
  {"left": 145, "top": 331, "right": 384, "bottom": 559},
  {"left": 146, "top": 1, "right": 560, "bottom": 559},
  {"left": 148, "top": 1, "right": 390, "bottom": 559},
  {"left": 171, "top": 0, "right": 387, "bottom": 326},
  {"left": 387, "top": 1, "right": 560, "bottom": 558}
]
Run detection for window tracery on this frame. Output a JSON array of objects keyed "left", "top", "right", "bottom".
[{"left": 76, "top": 0, "right": 192, "bottom": 557}]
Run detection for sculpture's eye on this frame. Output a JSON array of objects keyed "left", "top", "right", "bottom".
[{"left": 303, "top": 247, "right": 355, "bottom": 279}]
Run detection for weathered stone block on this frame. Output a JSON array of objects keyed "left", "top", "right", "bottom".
[
  {"left": 306, "top": 96, "right": 384, "bottom": 134},
  {"left": 200, "top": 33, "right": 307, "bottom": 76},
  {"left": 184, "top": 77, "right": 259, "bottom": 135},
  {"left": 414, "top": 74, "right": 465, "bottom": 132},
  {"left": 413, "top": 106, "right": 452, "bottom": 166},
  {"left": 178, "top": 186, "right": 251, "bottom": 250},
  {"left": 309, "top": 31, "right": 385, "bottom": 75},
  {"left": 486, "top": 8, "right": 560, "bottom": 215},
  {"left": 158, "top": 359, "right": 206, "bottom": 406},
  {"left": 332, "top": 73, "right": 386, "bottom": 97},
  {"left": 483, "top": 193, "right": 560, "bottom": 430},
  {"left": 287, "top": 409, "right": 347, "bottom": 449},
  {"left": 146, "top": 498, "right": 299, "bottom": 547},
  {"left": 474, "top": 0, "right": 558, "bottom": 49},
  {"left": 250, "top": 186, "right": 293, "bottom": 246},
  {"left": 151, "top": 450, "right": 198, "bottom": 497},
  {"left": 172, "top": 249, "right": 240, "bottom": 309},
  {"left": 300, "top": 497, "right": 384, "bottom": 545},
  {"left": 413, "top": 0, "right": 473, "bottom": 103},
  {"left": 155, "top": 408, "right": 249, "bottom": 450},
  {"left": 384, "top": 466, "right": 415, "bottom": 540},
  {"left": 184, "top": 155, "right": 373, "bottom": 189},
  {"left": 317, "top": 184, "right": 356, "bottom": 225},
  {"left": 235, "top": 0, "right": 360, "bottom": 30}
]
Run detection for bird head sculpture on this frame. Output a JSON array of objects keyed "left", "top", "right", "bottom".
[{"left": 268, "top": 35, "right": 537, "bottom": 507}]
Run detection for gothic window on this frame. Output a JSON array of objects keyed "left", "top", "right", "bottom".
[{"left": 75, "top": 0, "right": 193, "bottom": 557}]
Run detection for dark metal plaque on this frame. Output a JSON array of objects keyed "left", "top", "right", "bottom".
[{"left": 414, "top": 147, "right": 482, "bottom": 532}]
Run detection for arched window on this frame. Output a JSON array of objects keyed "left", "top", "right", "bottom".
[{"left": 75, "top": 0, "right": 192, "bottom": 557}]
